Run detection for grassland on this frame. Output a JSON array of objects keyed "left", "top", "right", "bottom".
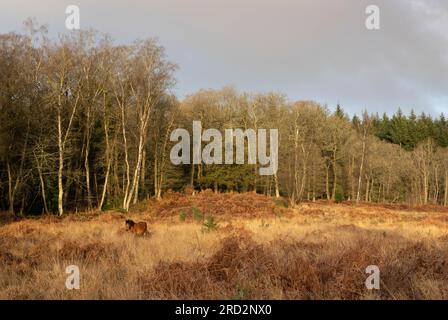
[{"left": 1, "top": 191, "right": 448, "bottom": 299}]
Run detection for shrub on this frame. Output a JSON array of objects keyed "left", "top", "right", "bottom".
[
  {"left": 334, "top": 190, "right": 344, "bottom": 203},
  {"left": 179, "top": 210, "right": 187, "bottom": 222},
  {"left": 203, "top": 216, "right": 218, "bottom": 232},
  {"left": 192, "top": 207, "right": 204, "bottom": 222}
]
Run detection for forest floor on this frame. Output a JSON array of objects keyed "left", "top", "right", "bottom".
[{"left": 1, "top": 191, "right": 448, "bottom": 299}]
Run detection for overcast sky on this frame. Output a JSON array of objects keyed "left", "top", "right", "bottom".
[{"left": 1, "top": 0, "right": 447, "bottom": 116}]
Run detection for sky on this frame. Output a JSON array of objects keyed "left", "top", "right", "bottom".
[{"left": 1, "top": 0, "right": 447, "bottom": 116}]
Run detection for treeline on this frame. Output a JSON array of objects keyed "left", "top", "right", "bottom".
[
  {"left": 1, "top": 25, "right": 448, "bottom": 215},
  {"left": 368, "top": 109, "right": 448, "bottom": 150}
]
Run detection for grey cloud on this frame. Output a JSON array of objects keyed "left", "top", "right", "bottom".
[{"left": 0, "top": 0, "right": 447, "bottom": 115}]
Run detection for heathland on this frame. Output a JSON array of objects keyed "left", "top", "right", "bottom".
[{"left": 1, "top": 192, "right": 448, "bottom": 300}]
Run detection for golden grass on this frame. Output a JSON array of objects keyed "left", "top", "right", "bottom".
[{"left": 1, "top": 193, "right": 448, "bottom": 300}]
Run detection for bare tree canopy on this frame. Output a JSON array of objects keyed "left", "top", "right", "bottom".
[{"left": 1, "top": 24, "right": 448, "bottom": 215}]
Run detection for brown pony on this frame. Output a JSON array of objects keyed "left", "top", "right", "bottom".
[{"left": 125, "top": 219, "right": 148, "bottom": 236}]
